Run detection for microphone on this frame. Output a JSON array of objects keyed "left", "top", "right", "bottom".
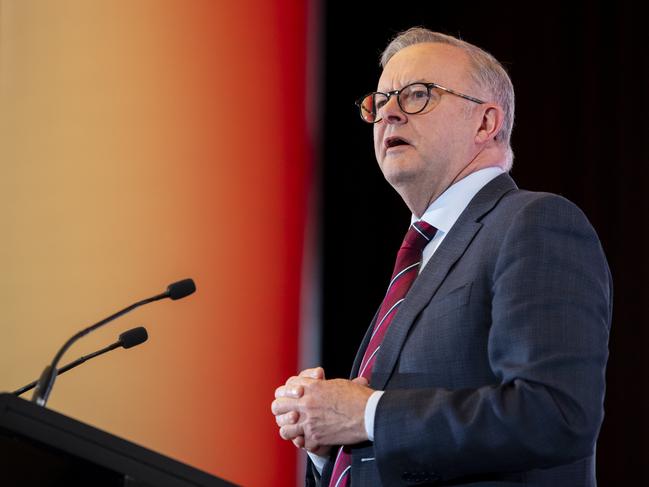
[
  {"left": 31, "top": 278, "right": 196, "bottom": 406},
  {"left": 13, "top": 327, "right": 148, "bottom": 397},
  {"left": 119, "top": 326, "right": 149, "bottom": 349},
  {"left": 167, "top": 278, "right": 196, "bottom": 300}
]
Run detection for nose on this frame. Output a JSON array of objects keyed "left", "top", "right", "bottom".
[{"left": 380, "top": 96, "right": 406, "bottom": 124}]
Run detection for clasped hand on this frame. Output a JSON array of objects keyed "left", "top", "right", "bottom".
[{"left": 271, "top": 367, "right": 373, "bottom": 455}]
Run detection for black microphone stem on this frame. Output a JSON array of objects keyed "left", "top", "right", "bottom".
[
  {"left": 52, "top": 293, "right": 162, "bottom": 369},
  {"left": 13, "top": 341, "right": 121, "bottom": 397},
  {"left": 32, "top": 293, "right": 165, "bottom": 406}
]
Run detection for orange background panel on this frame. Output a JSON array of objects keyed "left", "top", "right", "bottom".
[{"left": 0, "top": 1, "right": 311, "bottom": 485}]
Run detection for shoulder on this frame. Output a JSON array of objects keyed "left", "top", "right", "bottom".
[
  {"left": 495, "top": 188, "right": 590, "bottom": 225},
  {"left": 487, "top": 186, "right": 610, "bottom": 283},
  {"left": 478, "top": 176, "right": 597, "bottom": 238},
  {"left": 461, "top": 174, "right": 609, "bottom": 277},
  {"left": 476, "top": 181, "right": 609, "bottom": 273},
  {"left": 467, "top": 174, "right": 593, "bottom": 231}
]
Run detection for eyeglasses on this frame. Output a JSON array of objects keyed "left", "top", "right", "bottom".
[{"left": 355, "top": 82, "right": 486, "bottom": 123}]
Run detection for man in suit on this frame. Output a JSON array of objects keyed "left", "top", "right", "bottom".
[{"left": 272, "top": 28, "right": 612, "bottom": 486}]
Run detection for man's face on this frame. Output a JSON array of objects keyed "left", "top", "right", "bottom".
[{"left": 373, "top": 43, "right": 482, "bottom": 211}]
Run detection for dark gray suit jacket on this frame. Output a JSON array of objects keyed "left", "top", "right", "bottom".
[{"left": 310, "top": 174, "right": 612, "bottom": 487}]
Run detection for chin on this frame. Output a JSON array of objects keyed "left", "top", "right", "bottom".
[
  {"left": 380, "top": 158, "right": 419, "bottom": 186},
  {"left": 383, "top": 169, "right": 420, "bottom": 192}
]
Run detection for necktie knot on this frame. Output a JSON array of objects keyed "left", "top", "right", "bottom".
[{"left": 401, "top": 221, "right": 436, "bottom": 252}]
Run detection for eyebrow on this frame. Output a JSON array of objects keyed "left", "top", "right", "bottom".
[{"left": 378, "top": 79, "right": 429, "bottom": 92}]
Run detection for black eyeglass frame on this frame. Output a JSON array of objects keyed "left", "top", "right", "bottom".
[{"left": 355, "top": 82, "right": 486, "bottom": 123}]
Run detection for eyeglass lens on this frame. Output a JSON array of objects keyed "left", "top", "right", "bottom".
[{"left": 359, "top": 83, "right": 440, "bottom": 122}]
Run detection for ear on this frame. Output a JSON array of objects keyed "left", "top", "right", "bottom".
[{"left": 475, "top": 104, "right": 504, "bottom": 144}]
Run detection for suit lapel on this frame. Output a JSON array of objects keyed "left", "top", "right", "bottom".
[
  {"left": 368, "top": 173, "right": 518, "bottom": 390},
  {"left": 350, "top": 308, "right": 379, "bottom": 377}
]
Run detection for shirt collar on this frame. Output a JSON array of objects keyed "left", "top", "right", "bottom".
[{"left": 411, "top": 167, "right": 505, "bottom": 233}]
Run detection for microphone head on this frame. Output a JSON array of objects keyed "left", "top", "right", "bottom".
[
  {"left": 167, "top": 278, "right": 196, "bottom": 300},
  {"left": 119, "top": 326, "right": 148, "bottom": 349}
]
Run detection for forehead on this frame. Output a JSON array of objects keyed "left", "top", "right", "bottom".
[{"left": 377, "top": 42, "right": 471, "bottom": 91}]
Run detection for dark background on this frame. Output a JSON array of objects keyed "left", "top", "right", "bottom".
[{"left": 319, "top": 2, "right": 648, "bottom": 484}]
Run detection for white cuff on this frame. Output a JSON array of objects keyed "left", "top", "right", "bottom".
[
  {"left": 307, "top": 451, "right": 328, "bottom": 475},
  {"left": 364, "top": 390, "right": 385, "bottom": 442}
]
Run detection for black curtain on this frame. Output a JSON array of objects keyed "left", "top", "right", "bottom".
[{"left": 320, "top": 2, "right": 648, "bottom": 484}]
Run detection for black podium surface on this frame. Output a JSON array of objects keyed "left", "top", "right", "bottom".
[{"left": 0, "top": 393, "right": 238, "bottom": 487}]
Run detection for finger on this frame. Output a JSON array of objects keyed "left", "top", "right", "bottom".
[
  {"left": 275, "top": 384, "right": 304, "bottom": 399},
  {"left": 275, "top": 411, "right": 298, "bottom": 427},
  {"left": 299, "top": 366, "right": 325, "bottom": 380},
  {"left": 306, "top": 445, "right": 333, "bottom": 457},
  {"left": 292, "top": 436, "right": 305, "bottom": 449},
  {"left": 271, "top": 397, "right": 300, "bottom": 416},
  {"left": 280, "top": 423, "right": 303, "bottom": 441},
  {"left": 304, "top": 434, "right": 324, "bottom": 452},
  {"left": 286, "top": 376, "right": 315, "bottom": 388},
  {"left": 352, "top": 376, "right": 369, "bottom": 386}
]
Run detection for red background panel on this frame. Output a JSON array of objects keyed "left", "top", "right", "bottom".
[{"left": 0, "top": 1, "right": 312, "bottom": 485}]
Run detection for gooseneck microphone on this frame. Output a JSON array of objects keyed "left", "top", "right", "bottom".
[
  {"left": 14, "top": 326, "right": 148, "bottom": 397},
  {"left": 31, "top": 278, "right": 196, "bottom": 406},
  {"left": 167, "top": 278, "right": 196, "bottom": 300}
]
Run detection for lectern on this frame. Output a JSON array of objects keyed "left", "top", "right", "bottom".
[{"left": 0, "top": 393, "right": 238, "bottom": 486}]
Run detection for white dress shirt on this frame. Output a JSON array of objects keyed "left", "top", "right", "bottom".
[{"left": 309, "top": 167, "right": 504, "bottom": 472}]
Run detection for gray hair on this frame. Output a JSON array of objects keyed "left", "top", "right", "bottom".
[{"left": 381, "top": 28, "right": 515, "bottom": 168}]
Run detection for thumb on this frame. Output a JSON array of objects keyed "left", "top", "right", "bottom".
[
  {"left": 299, "top": 366, "right": 325, "bottom": 380},
  {"left": 352, "top": 376, "right": 369, "bottom": 387}
]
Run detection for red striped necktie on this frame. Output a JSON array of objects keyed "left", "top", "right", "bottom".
[{"left": 328, "top": 220, "right": 437, "bottom": 487}]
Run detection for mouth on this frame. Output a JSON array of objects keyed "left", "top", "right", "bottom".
[{"left": 384, "top": 136, "right": 411, "bottom": 151}]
